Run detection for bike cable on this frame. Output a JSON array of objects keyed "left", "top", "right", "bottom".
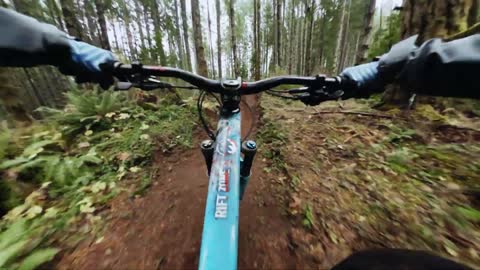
[
  {"left": 240, "top": 98, "right": 254, "bottom": 141},
  {"left": 197, "top": 90, "right": 222, "bottom": 141}
]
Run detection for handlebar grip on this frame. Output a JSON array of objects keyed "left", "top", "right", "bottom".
[{"left": 340, "top": 61, "right": 379, "bottom": 88}]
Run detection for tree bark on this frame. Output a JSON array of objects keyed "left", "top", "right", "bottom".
[
  {"left": 180, "top": 0, "right": 193, "bottom": 71},
  {"left": 253, "top": 0, "right": 261, "bottom": 80},
  {"left": 133, "top": 0, "right": 146, "bottom": 54},
  {"left": 191, "top": 0, "right": 209, "bottom": 76},
  {"left": 356, "top": 0, "right": 375, "bottom": 64},
  {"left": 304, "top": 0, "right": 315, "bottom": 75},
  {"left": 228, "top": 0, "right": 240, "bottom": 76},
  {"left": 143, "top": 3, "right": 152, "bottom": 58},
  {"left": 151, "top": 0, "right": 167, "bottom": 65},
  {"left": 46, "top": 0, "right": 66, "bottom": 30},
  {"left": 215, "top": 0, "right": 223, "bottom": 78},
  {"left": 339, "top": 0, "right": 351, "bottom": 71},
  {"left": 334, "top": 0, "right": 346, "bottom": 74},
  {"left": 276, "top": 0, "right": 282, "bottom": 67},
  {"left": 94, "top": 0, "right": 110, "bottom": 50},
  {"left": 174, "top": 0, "right": 185, "bottom": 69},
  {"left": 59, "top": 0, "right": 84, "bottom": 38},
  {"left": 288, "top": 0, "right": 296, "bottom": 74},
  {"left": 206, "top": 0, "right": 216, "bottom": 77}
]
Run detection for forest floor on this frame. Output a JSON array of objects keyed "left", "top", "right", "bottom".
[{"left": 54, "top": 95, "right": 480, "bottom": 269}]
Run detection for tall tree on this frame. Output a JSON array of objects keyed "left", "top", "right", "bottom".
[
  {"left": 173, "top": 0, "right": 185, "bottom": 69},
  {"left": 179, "top": 0, "right": 192, "bottom": 71},
  {"left": 304, "top": 0, "right": 315, "bottom": 75},
  {"left": 215, "top": 0, "right": 223, "bottom": 78},
  {"left": 206, "top": 0, "right": 216, "bottom": 77},
  {"left": 334, "top": 0, "right": 346, "bottom": 73},
  {"left": 275, "top": 0, "right": 282, "bottom": 67},
  {"left": 133, "top": 0, "right": 146, "bottom": 55},
  {"left": 46, "top": 0, "right": 65, "bottom": 30},
  {"left": 94, "top": 0, "right": 110, "bottom": 50},
  {"left": 191, "top": 0, "right": 209, "bottom": 76},
  {"left": 59, "top": 0, "right": 84, "bottom": 38},
  {"left": 227, "top": 0, "right": 239, "bottom": 76},
  {"left": 356, "top": 0, "right": 375, "bottom": 63},
  {"left": 252, "top": 0, "right": 261, "bottom": 80},
  {"left": 151, "top": 0, "right": 167, "bottom": 64}
]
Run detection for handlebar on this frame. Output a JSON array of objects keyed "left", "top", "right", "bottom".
[{"left": 110, "top": 62, "right": 354, "bottom": 104}]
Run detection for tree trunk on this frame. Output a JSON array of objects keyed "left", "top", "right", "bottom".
[
  {"left": 317, "top": 11, "right": 327, "bottom": 71},
  {"left": 304, "top": 0, "right": 315, "bottom": 75},
  {"left": 383, "top": 0, "right": 477, "bottom": 105},
  {"left": 253, "top": 0, "right": 261, "bottom": 80},
  {"left": 143, "top": 4, "right": 153, "bottom": 59},
  {"left": 356, "top": 0, "right": 375, "bottom": 64},
  {"left": 228, "top": 0, "right": 240, "bottom": 76},
  {"left": 174, "top": 0, "right": 185, "bottom": 69},
  {"left": 276, "top": 0, "right": 282, "bottom": 67},
  {"left": 0, "top": 69, "right": 32, "bottom": 123},
  {"left": 339, "top": 0, "right": 351, "bottom": 72},
  {"left": 288, "top": 0, "right": 296, "bottom": 74},
  {"left": 46, "top": 0, "right": 66, "bottom": 30},
  {"left": 59, "top": 0, "right": 83, "bottom": 38},
  {"left": 206, "top": 0, "right": 216, "bottom": 77},
  {"left": 151, "top": 0, "right": 167, "bottom": 65},
  {"left": 133, "top": 0, "right": 146, "bottom": 54},
  {"left": 112, "top": 21, "right": 121, "bottom": 52},
  {"left": 334, "top": 0, "right": 346, "bottom": 74},
  {"left": 179, "top": 0, "right": 193, "bottom": 71},
  {"left": 94, "top": 0, "right": 110, "bottom": 50},
  {"left": 215, "top": 0, "right": 223, "bottom": 78},
  {"left": 191, "top": 0, "right": 209, "bottom": 76},
  {"left": 295, "top": 5, "right": 303, "bottom": 75}
]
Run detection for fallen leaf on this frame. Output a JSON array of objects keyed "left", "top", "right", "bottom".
[
  {"left": 78, "top": 142, "right": 90, "bottom": 149},
  {"left": 129, "top": 166, "right": 141, "bottom": 173},
  {"left": 25, "top": 205, "right": 43, "bottom": 219},
  {"left": 117, "top": 152, "right": 131, "bottom": 161}
]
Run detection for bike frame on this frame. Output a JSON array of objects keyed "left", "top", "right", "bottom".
[
  {"left": 111, "top": 63, "right": 343, "bottom": 270},
  {"left": 199, "top": 111, "right": 242, "bottom": 270}
]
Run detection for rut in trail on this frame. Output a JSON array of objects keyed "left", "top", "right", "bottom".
[{"left": 57, "top": 95, "right": 296, "bottom": 269}]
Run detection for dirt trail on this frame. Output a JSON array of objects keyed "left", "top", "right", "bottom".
[{"left": 57, "top": 95, "right": 296, "bottom": 269}]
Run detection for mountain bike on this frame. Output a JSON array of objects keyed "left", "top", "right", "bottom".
[{"left": 110, "top": 62, "right": 352, "bottom": 270}]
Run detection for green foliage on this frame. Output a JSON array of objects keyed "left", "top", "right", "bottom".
[
  {"left": 0, "top": 89, "right": 198, "bottom": 268},
  {"left": 18, "top": 248, "right": 59, "bottom": 270},
  {"left": 257, "top": 121, "right": 288, "bottom": 170},
  {"left": 37, "top": 90, "right": 126, "bottom": 139},
  {"left": 455, "top": 206, "right": 480, "bottom": 222},
  {"left": 368, "top": 13, "right": 401, "bottom": 59},
  {"left": 302, "top": 204, "right": 315, "bottom": 229},
  {"left": 0, "top": 123, "right": 10, "bottom": 160}
]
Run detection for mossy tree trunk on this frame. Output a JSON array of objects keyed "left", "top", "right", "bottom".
[{"left": 382, "top": 0, "right": 477, "bottom": 106}]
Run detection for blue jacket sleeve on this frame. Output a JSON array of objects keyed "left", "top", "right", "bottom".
[
  {"left": 379, "top": 34, "right": 480, "bottom": 99},
  {"left": 0, "top": 7, "right": 72, "bottom": 67}
]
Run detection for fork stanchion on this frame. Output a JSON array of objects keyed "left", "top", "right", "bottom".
[
  {"left": 200, "top": 140, "right": 215, "bottom": 176},
  {"left": 240, "top": 140, "right": 257, "bottom": 200}
]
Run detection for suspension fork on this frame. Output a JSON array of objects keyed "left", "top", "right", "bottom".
[
  {"left": 240, "top": 140, "right": 257, "bottom": 200},
  {"left": 201, "top": 139, "right": 257, "bottom": 200}
]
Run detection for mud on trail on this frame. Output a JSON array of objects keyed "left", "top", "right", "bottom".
[{"left": 57, "top": 94, "right": 297, "bottom": 269}]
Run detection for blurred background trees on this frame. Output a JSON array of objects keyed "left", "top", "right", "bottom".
[{"left": 1, "top": 0, "right": 479, "bottom": 118}]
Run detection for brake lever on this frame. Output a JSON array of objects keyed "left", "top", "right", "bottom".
[
  {"left": 114, "top": 77, "right": 173, "bottom": 91},
  {"left": 298, "top": 87, "right": 344, "bottom": 106}
]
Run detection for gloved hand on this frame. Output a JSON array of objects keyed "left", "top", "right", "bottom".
[
  {"left": 59, "top": 40, "right": 117, "bottom": 89},
  {"left": 340, "top": 61, "right": 383, "bottom": 98},
  {"left": 341, "top": 61, "right": 379, "bottom": 89}
]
